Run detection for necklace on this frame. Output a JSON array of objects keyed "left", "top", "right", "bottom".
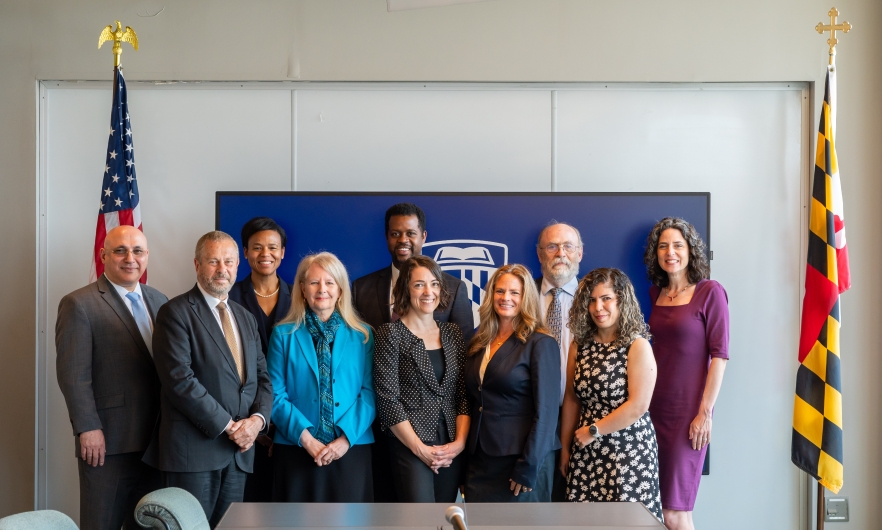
[
  {"left": 253, "top": 286, "right": 280, "bottom": 298},
  {"left": 493, "top": 332, "right": 512, "bottom": 347},
  {"left": 665, "top": 284, "right": 691, "bottom": 301}
]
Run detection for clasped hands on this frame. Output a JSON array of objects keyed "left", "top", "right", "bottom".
[
  {"left": 412, "top": 440, "right": 464, "bottom": 474},
  {"left": 226, "top": 416, "right": 264, "bottom": 453},
  {"left": 301, "top": 429, "right": 350, "bottom": 466}
]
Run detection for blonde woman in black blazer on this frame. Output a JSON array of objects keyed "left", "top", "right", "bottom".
[
  {"left": 374, "top": 256, "right": 471, "bottom": 502},
  {"left": 464, "top": 264, "right": 561, "bottom": 502}
]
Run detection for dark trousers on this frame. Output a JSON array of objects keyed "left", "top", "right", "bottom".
[
  {"left": 78, "top": 451, "right": 160, "bottom": 530},
  {"left": 370, "top": 421, "right": 398, "bottom": 502},
  {"left": 548, "top": 448, "right": 568, "bottom": 501},
  {"left": 550, "top": 405, "right": 567, "bottom": 501},
  {"left": 162, "top": 458, "right": 247, "bottom": 529},
  {"left": 243, "top": 440, "right": 273, "bottom": 502},
  {"left": 464, "top": 446, "right": 555, "bottom": 503},
  {"left": 387, "top": 435, "right": 465, "bottom": 503}
]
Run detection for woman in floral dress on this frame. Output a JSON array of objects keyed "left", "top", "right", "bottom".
[{"left": 559, "top": 268, "right": 663, "bottom": 522}]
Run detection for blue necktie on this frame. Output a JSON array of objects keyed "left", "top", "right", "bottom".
[{"left": 125, "top": 292, "right": 153, "bottom": 355}]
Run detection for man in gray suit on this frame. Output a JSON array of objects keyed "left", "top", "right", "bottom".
[
  {"left": 56, "top": 225, "right": 168, "bottom": 530},
  {"left": 144, "top": 231, "right": 272, "bottom": 529}
]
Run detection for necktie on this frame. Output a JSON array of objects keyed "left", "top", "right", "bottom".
[
  {"left": 216, "top": 302, "right": 244, "bottom": 381},
  {"left": 547, "top": 287, "right": 564, "bottom": 345},
  {"left": 125, "top": 292, "right": 153, "bottom": 355}
]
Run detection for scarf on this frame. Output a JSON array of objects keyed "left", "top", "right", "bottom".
[{"left": 305, "top": 309, "right": 342, "bottom": 444}]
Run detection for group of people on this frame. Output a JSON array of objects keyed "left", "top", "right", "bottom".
[{"left": 56, "top": 202, "right": 728, "bottom": 530}]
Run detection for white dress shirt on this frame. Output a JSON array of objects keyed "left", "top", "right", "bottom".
[
  {"left": 389, "top": 264, "right": 400, "bottom": 317},
  {"left": 479, "top": 344, "right": 493, "bottom": 383},
  {"left": 105, "top": 275, "right": 152, "bottom": 330},
  {"left": 539, "top": 275, "right": 579, "bottom": 405},
  {"left": 195, "top": 283, "right": 265, "bottom": 433}
]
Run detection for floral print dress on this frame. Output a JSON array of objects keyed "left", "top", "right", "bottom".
[{"left": 566, "top": 337, "right": 663, "bottom": 522}]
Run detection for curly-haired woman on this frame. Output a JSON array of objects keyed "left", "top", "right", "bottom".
[
  {"left": 559, "top": 267, "right": 663, "bottom": 522},
  {"left": 644, "top": 218, "right": 729, "bottom": 530}
]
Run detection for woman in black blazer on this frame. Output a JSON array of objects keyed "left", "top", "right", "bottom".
[
  {"left": 464, "top": 264, "right": 561, "bottom": 502},
  {"left": 228, "top": 216, "right": 293, "bottom": 502},
  {"left": 374, "top": 256, "right": 471, "bottom": 502}
]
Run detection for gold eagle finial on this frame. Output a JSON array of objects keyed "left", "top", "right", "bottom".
[{"left": 98, "top": 21, "right": 138, "bottom": 67}]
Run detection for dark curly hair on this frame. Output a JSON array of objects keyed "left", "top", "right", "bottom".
[
  {"left": 643, "top": 217, "right": 710, "bottom": 287},
  {"left": 569, "top": 268, "right": 650, "bottom": 348},
  {"left": 392, "top": 255, "right": 451, "bottom": 316}
]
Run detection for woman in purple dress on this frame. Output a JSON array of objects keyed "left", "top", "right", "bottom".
[{"left": 644, "top": 218, "right": 729, "bottom": 530}]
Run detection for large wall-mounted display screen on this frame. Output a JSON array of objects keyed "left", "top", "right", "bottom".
[{"left": 217, "top": 192, "right": 710, "bottom": 322}]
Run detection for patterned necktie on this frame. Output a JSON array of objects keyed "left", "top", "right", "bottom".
[
  {"left": 547, "top": 287, "right": 564, "bottom": 345},
  {"left": 125, "top": 292, "right": 153, "bottom": 355},
  {"left": 216, "top": 301, "right": 244, "bottom": 381}
]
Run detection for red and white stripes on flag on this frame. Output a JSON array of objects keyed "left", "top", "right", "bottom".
[{"left": 90, "top": 65, "right": 145, "bottom": 283}]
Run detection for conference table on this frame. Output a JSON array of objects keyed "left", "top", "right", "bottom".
[{"left": 216, "top": 501, "right": 665, "bottom": 529}]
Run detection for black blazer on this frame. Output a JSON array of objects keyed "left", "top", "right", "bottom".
[
  {"left": 464, "top": 332, "right": 561, "bottom": 489},
  {"left": 143, "top": 285, "right": 273, "bottom": 473},
  {"left": 373, "top": 320, "right": 470, "bottom": 442},
  {"left": 352, "top": 266, "right": 475, "bottom": 345},
  {"left": 55, "top": 275, "right": 168, "bottom": 457},
  {"left": 228, "top": 275, "right": 293, "bottom": 354}
]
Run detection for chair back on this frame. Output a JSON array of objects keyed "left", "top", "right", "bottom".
[
  {"left": 0, "top": 510, "right": 78, "bottom": 530},
  {"left": 135, "top": 487, "right": 209, "bottom": 530}
]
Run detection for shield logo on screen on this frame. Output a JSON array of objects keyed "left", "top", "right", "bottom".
[{"left": 422, "top": 239, "right": 509, "bottom": 326}]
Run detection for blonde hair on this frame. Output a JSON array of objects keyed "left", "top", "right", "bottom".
[
  {"left": 280, "top": 252, "right": 371, "bottom": 343},
  {"left": 468, "top": 264, "right": 550, "bottom": 356}
]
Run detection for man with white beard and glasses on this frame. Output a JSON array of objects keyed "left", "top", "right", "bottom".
[{"left": 534, "top": 222, "right": 584, "bottom": 502}]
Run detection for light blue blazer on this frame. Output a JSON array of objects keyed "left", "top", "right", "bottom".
[{"left": 267, "top": 320, "right": 376, "bottom": 447}]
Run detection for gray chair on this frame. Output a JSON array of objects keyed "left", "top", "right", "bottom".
[
  {"left": 135, "top": 488, "right": 209, "bottom": 530},
  {"left": 0, "top": 510, "right": 78, "bottom": 530}
]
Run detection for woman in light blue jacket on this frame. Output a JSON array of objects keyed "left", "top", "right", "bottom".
[{"left": 268, "top": 251, "right": 376, "bottom": 502}]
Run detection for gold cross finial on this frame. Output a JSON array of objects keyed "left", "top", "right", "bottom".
[
  {"left": 98, "top": 21, "right": 138, "bottom": 68},
  {"left": 815, "top": 8, "right": 852, "bottom": 65}
]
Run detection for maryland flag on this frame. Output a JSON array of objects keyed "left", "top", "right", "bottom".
[{"left": 792, "top": 65, "right": 850, "bottom": 494}]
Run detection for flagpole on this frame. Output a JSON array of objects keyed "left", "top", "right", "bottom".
[{"left": 817, "top": 482, "right": 825, "bottom": 530}]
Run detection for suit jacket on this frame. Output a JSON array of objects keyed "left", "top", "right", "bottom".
[
  {"left": 374, "top": 320, "right": 469, "bottom": 442},
  {"left": 464, "top": 332, "right": 561, "bottom": 489},
  {"left": 55, "top": 275, "right": 168, "bottom": 457},
  {"left": 267, "top": 321, "right": 376, "bottom": 447},
  {"left": 352, "top": 266, "right": 475, "bottom": 344},
  {"left": 143, "top": 285, "right": 272, "bottom": 473},
  {"left": 228, "top": 275, "right": 293, "bottom": 354}
]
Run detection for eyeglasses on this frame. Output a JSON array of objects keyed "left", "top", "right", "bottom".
[
  {"left": 540, "top": 243, "right": 581, "bottom": 255},
  {"left": 110, "top": 248, "right": 146, "bottom": 257}
]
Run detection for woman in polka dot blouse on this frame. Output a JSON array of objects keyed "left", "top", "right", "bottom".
[{"left": 373, "top": 256, "right": 471, "bottom": 503}]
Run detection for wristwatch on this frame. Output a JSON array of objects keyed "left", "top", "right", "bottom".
[{"left": 588, "top": 423, "right": 600, "bottom": 438}]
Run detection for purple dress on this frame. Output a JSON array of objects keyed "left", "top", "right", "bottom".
[{"left": 648, "top": 279, "right": 729, "bottom": 511}]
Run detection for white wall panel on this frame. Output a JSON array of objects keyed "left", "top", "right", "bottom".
[
  {"left": 42, "top": 83, "right": 804, "bottom": 530},
  {"left": 43, "top": 88, "right": 291, "bottom": 520},
  {"left": 295, "top": 90, "right": 551, "bottom": 191},
  {"left": 557, "top": 87, "right": 805, "bottom": 529}
]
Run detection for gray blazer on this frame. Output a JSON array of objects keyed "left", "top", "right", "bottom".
[
  {"left": 143, "top": 285, "right": 272, "bottom": 473},
  {"left": 55, "top": 274, "right": 168, "bottom": 457}
]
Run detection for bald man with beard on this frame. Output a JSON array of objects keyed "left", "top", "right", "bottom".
[{"left": 56, "top": 226, "right": 168, "bottom": 530}]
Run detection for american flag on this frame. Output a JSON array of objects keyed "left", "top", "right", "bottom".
[{"left": 90, "top": 66, "right": 144, "bottom": 283}]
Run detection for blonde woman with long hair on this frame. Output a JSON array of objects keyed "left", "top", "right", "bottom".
[
  {"left": 463, "top": 264, "right": 561, "bottom": 502},
  {"left": 267, "top": 252, "right": 376, "bottom": 502}
]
